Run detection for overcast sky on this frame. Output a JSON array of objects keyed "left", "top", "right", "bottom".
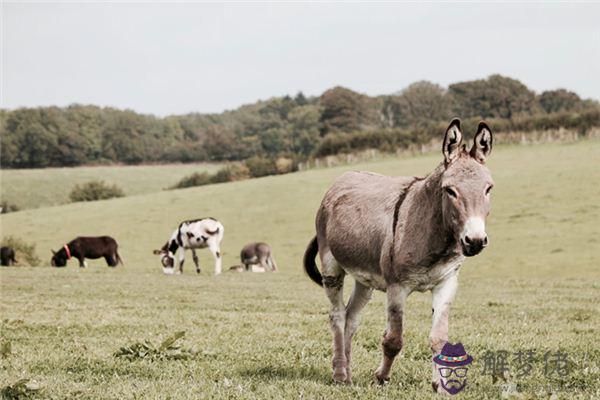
[{"left": 2, "top": 2, "right": 599, "bottom": 116}]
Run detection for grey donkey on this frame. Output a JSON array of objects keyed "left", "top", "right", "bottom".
[
  {"left": 304, "top": 118, "right": 494, "bottom": 391},
  {"left": 241, "top": 242, "right": 278, "bottom": 272}
]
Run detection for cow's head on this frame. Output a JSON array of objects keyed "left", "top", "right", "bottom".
[
  {"left": 50, "top": 249, "right": 67, "bottom": 267},
  {"left": 153, "top": 248, "right": 175, "bottom": 274},
  {"left": 441, "top": 119, "right": 494, "bottom": 257}
]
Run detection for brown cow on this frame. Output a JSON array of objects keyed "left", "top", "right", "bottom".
[
  {"left": 303, "top": 119, "right": 494, "bottom": 391},
  {"left": 51, "top": 236, "right": 123, "bottom": 268}
]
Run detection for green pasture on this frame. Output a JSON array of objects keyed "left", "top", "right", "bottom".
[
  {"left": 1, "top": 140, "right": 599, "bottom": 399},
  {"left": 0, "top": 162, "right": 220, "bottom": 210}
]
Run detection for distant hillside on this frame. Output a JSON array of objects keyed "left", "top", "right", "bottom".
[{"left": 1, "top": 74, "right": 598, "bottom": 169}]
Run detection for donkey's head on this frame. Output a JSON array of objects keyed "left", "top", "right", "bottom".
[
  {"left": 50, "top": 249, "right": 67, "bottom": 267},
  {"left": 441, "top": 119, "right": 494, "bottom": 257}
]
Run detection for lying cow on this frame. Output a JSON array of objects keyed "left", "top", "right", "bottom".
[
  {"left": 153, "top": 218, "right": 224, "bottom": 275},
  {"left": 51, "top": 236, "right": 123, "bottom": 268},
  {"left": 240, "top": 242, "right": 278, "bottom": 272},
  {"left": 1, "top": 247, "right": 17, "bottom": 266}
]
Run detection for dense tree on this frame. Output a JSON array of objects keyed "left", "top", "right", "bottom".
[
  {"left": 449, "top": 74, "right": 540, "bottom": 119},
  {"left": 319, "top": 86, "right": 372, "bottom": 135},
  {"left": 383, "top": 81, "right": 451, "bottom": 128},
  {"left": 0, "top": 75, "right": 596, "bottom": 168},
  {"left": 538, "top": 89, "right": 581, "bottom": 113}
]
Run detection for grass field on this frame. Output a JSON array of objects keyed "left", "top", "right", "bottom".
[
  {"left": 0, "top": 162, "right": 220, "bottom": 210},
  {"left": 1, "top": 140, "right": 599, "bottom": 399}
]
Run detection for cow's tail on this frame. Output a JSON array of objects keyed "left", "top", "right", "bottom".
[
  {"left": 303, "top": 236, "right": 322, "bottom": 286},
  {"left": 116, "top": 250, "right": 124, "bottom": 266}
]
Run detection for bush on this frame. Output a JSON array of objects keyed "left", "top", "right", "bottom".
[
  {"left": 69, "top": 180, "right": 125, "bottom": 202},
  {"left": 171, "top": 164, "right": 251, "bottom": 189},
  {"left": 275, "top": 157, "right": 295, "bottom": 174},
  {"left": 171, "top": 172, "right": 213, "bottom": 189},
  {"left": 244, "top": 156, "right": 278, "bottom": 178},
  {"left": 0, "top": 201, "right": 20, "bottom": 214},
  {"left": 0, "top": 236, "right": 41, "bottom": 266},
  {"left": 210, "top": 164, "right": 251, "bottom": 183}
]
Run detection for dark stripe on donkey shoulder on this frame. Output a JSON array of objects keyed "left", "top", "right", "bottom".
[{"left": 390, "top": 177, "right": 422, "bottom": 265}]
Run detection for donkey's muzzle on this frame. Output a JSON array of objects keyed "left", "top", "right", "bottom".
[{"left": 461, "top": 235, "right": 488, "bottom": 257}]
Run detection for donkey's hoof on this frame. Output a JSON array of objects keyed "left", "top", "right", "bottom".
[
  {"left": 374, "top": 370, "right": 390, "bottom": 385},
  {"left": 332, "top": 368, "right": 348, "bottom": 384}
]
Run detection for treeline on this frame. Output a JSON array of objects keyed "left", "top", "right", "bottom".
[{"left": 1, "top": 74, "right": 598, "bottom": 168}]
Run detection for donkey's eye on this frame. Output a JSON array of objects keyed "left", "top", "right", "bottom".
[
  {"left": 445, "top": 187, "right": 458, "bottom": 199},
  {"left": 485, "top": 186, "right": 493, "bottom": 195}
]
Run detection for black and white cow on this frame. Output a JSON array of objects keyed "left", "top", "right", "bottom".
[{"left": 153, "top": 218, "right": 224, "bottom": 275}]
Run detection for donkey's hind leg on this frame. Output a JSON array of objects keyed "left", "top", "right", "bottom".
[
  {"left": 320, "top": 248, "right": 348, "bottom": 383},
  {"left": 344, "top": 280, "right": 373, "bottom": 383}
]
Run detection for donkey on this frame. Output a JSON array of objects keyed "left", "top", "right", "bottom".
[
  {"left": 240, "top": 242, "right": 278, "bottom": 272},
  {"left": 303, "top": 119, "right": 494, "bottom": 390},
  {"left": 51, "top": 236, "right": 123, "bottom": 268},
  {"left": 1, "top": 247, "right": 17, "bottom": 266},
  {"left": 153, "top": 218, "right": 224, "bottom": 275}
]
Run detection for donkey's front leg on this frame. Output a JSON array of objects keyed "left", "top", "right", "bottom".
[
  {"left": 375, "top": 284, "right": 409, "bottom": 384},
  {"left": 430, "top": 274, "right": 458, "bottom": 393}
]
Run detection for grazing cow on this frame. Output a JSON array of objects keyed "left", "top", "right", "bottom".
[
  {"left": 1, "top": 247, "right": 17, "bottom": 266},
  {"left": 51, "top": 236, "right": 123, "bottom": 268},
  {"left": 240, "top": 242, "right": 278, "bottom": 272},
  {"left": 303, "top": 119, "right": 494, "bottom": 390},
  {"left": 153, "top": 218, "right": 224, "bottom": 275}
]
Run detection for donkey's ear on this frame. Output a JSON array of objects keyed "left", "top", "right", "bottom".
[
  {"left": 442, "top": 118, "right": 463, "bottom": 164},
  {"left": 470, "top": 122, "right": 493, "bottom": 163},
  {"left": 51, "top": 250, "right": 56, "bottom": 255}
]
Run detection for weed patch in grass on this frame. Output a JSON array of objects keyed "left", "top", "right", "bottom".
[{"left": 114, "top": 331, "right": 196, "bottom": 361}]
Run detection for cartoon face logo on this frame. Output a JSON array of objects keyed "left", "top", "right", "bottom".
[{"left": 433, "top": 342, "right": 473, "bottom": 395}]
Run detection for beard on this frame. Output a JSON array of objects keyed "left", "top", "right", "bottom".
[{"left": 441, "top": 378, "right": 466, "bottom": 395}]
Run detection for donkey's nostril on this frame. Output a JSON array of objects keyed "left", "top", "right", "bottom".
[
  {"left": 464, "top": 236, "right": 472, "bottom": 245},
  {"left": 483, "top": 236, "right": 489, "bottom": 246}
]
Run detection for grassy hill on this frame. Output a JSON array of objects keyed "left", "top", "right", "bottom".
[
  {"left": 1, "top": 140, "right": 599, "bottom": 399},
  {"left": 0, "top": 162, "right": 220, "bottom": 210}
]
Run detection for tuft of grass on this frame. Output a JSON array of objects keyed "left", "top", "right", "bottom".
[
  {"left": 0, "top": 340, "right": 11, "bottom": 358},
  {"left": 114, "top": 331, "right": 196, "bottom": 361},
  {"left": 0, "top": 236, "right": 40, "bottom": 267},
  {"left": 0, "top": 201, "right": 20, "bottom": 214},
  {"left": 1, "top": 379, "right": 41, "bottom": 400}
]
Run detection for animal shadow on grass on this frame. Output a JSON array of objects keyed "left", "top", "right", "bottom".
[{"left": 237, "top": 364, "right": 330, "bottom": 384}]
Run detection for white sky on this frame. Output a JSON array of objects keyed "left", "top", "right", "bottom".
[{"left": 2, "top": 2, "right": 599, "bottom": 116}]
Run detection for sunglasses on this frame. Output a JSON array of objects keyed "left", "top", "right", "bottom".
[{"left": 439, "top": 367, "right": 468, "bottom": 378}]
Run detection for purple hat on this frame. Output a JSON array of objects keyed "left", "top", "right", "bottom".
[{"left": 433, "top": 342, "right": 473, "bottom": 367}]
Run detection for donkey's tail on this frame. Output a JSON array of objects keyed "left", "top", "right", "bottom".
[
  {"left": 303, "top": 236, "right": 322, "bottom": 286},
  {"left": 116, "top": 250, "right": 124, "bottom": 266}
]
